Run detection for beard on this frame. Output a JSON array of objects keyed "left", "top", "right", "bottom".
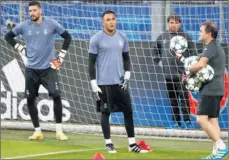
[{"left": 31, "top": 15, "right": 40, "bottom": 22}]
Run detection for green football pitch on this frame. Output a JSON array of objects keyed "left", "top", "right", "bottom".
[{"left": 1, "top": 129, "right": 228, "bottom": 159}]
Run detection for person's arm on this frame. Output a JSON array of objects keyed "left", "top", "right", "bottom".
[
  {"left": 4, "top": 30, "right": 17, "bottom": 47},
  {"left": 189, "top": 57, "right": 208, "bottom": 72},
  {"left": 50, "top": 18, "right": 72, "bottom": 69},
  {"left": 189, "top": 45, "right": 216, "bottom": 72},
  {"left": 53, "top": 19, "right": 72, "bottom": 59},
  {"left": 88, "top": 35, "right": 102, "bottom": 101},
  {"left": 88, "top": 53, "right": 97, "bottom": 80},
  {"left": 121, "top": 52, "right": 131, "bottom": 90},
  {"left": 184, "top": 33, "right": 197, "bottom": 57},
  {"left": 123, "top": 52, "right": 131, "bottom": 72},
  {"left": 58, "top": 30, "right": 72, "bottom": 60},
  {"left": 4, "top": 22, "right": 26, "bottom": 56},
  {"left": 120, "top": 34, "right": 131, "bottom": 90},
  {"left": 152, "top": 36, "right": 162, "bottom": 64}
]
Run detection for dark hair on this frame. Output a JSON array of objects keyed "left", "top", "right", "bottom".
[
  {"left": 101, "top": 10, "right": 116, "bottom": 19},
  {"left": 201, "top": 21, "right": 218, "bottom": 39},
  {"left": 167, "top": 13, "right": 181, "bottom": 23},
  {"left": 29, "top": 1, "right": 41, "bottom": 8}
]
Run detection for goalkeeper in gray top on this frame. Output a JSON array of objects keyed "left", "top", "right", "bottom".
[
  {"left": 188, "top": 21, "right": 227, "bottom": 159},
  {"left": 4, "top": 1, "right": 71, "bottom": 140},
  {"left": 88, "top": 10, "right": 149, "bottom": 153},
  {"left": 152, "top": 13, "right": 196, "bottom": 129}
]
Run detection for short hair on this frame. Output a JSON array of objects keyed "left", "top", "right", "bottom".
[
  {"left": 201, "top": 21, "right": 218, "bottom": 39},
  {"left": 29, "top": 1, "right": 41, "bottom": 8},
  {"left": 101, "top": 10, "right": 116, "bottom": 19},
  {"left": 167, "top": 13, "right": 181, "bottom": 23}
]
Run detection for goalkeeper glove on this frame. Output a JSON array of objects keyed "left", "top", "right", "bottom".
[
  {"left": 120, "top": 71, "right": 131, "bottom": 90},
  {"left": 158, "top": 61, "right": 163, "bottom": 68},
  {"left": 5, "top": 19, "right": 16, "bottom": 30},
  {"left": 14, "top": 43, "right": 26, "bottom": 56},
  {"left": 170, "top": 49, "right": 185, "bottom": 63},
  {"left": 175, "top": 53, "right": 185, "bottom": 63},
  {"left": 90, "top": 79, "right": 102, "bottom": 101},
  {"left": 176, "top": 54, "right": 185, "bottom": 63},
  {"left": 184, "top": 64, "right": 192, "bottom": 76},
  {"left": 50, "top": 49, "right": 67, "bottom": 70},
  {"left": 182, "top": 73, "right": 190, "bottom": 86}
]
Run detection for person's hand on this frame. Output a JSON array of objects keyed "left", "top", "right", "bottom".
[
  {"left": 170, "top": 48, "right": 185, "bottom": 63},
  {"left": 5, "top": 19, "right": 16, "bottom": 29},
  {"left": 50, "top": 56, "right": 63, "bottom": 70},
  {"left": 90, "top": 80, "right": 102, "bottom": 101},
  {"left": 14, "top": 43, "right": 26, "bottom": 56},
  {"left": 175, "top": 52, "right": 185, "bottom": 63},
  {"left": 50, "top": 49, "right": 67, "bottom": 70},
  {"left": 182, "top": 73, "right": 190, "bottom": 85},
  {"left": 120, "top": 71, "right": 130, "bottom": 90}
]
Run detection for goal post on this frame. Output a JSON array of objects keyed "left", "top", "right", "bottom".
[{"left": 1, "top": 1, "right": 228, "bottom": 140}]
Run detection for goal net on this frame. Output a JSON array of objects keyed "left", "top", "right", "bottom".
[{"left": 1, "top": 1, "right": 228, "bottom": 140}]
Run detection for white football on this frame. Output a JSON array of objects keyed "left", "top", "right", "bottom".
[
  {"left": 184, "top": 56, "right": 199, "bottom": 71},
  {"left": 170, "top": 36, "right": 188, "bottom": 54},
  {"left": 185, "top": 76, "right": 202, "bottom": 92},
  {"left": 197, "top": 65, "right": 214, "bottom": 82}
]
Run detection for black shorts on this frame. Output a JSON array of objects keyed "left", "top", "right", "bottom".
[
  {"left": 96, "top": 85, "right": 132, "bottom": 113},
  {"left": 197, "top": 95, "right": 223, "bottom": 118},
  {"left": 24, "top": 67, "right": 61, "bottom": 97}
]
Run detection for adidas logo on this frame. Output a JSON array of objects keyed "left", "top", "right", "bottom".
[
  {"left": 1, "top": 59, "right": 47, "bottom": 93},
  {"left": 1, "top": 58, "right": 71, "bottom": 121}
]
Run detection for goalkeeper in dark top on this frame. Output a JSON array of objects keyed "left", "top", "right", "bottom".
[
  {"left": 5, "top": 1, "right": 71, "bottom": 140},
  {"left": 88, "top": 10, "right": 148, "bottom": 153},
  {"left": 152, "top": 13, "right": 196, "bottom": 129},
  {"left": 188, "top": 21, "right": 228, "bottom": 159}
]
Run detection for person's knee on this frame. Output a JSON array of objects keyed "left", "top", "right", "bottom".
[
  {"left": 123, "top": 111, "right": 133, "bottom": 118},
  {"left": 101, "top": 112, "right": 110, "bottom": 124},
  {"left": 51, "top": 92, "right": 61, "bottom": 100},
  {"left": 196, "top": 116, "right": 208, "bottom": 125},
  {"left": 26, "top": 93, "right": 37, "bottom": 110},
  {"left": 101, "top": 112, "right": 110, "bottom": 117},
  {"left": 209, "top": 118, "right": 218, "bottom": 124},
  {"left": 27, "top": 93, "right": 36, "bottom": 103},
  {"left": 170, "top": 100, "right": 178, "bottom": 106}
]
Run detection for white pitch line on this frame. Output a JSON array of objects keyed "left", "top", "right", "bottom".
[{"left": 4, "top": 148, "right": 104, "bottom": 159}]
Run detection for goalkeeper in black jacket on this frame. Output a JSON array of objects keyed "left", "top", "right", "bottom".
[{"left": 152, "top": 14, "right": 197, "bottom": 129}]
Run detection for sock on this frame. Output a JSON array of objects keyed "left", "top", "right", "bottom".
[
  {"left": 53, "top": 94, "right": 63, "bottom": 124},
  {"left": 105, "top": 139, "right": 112, "bottom": 145},
  {"left": 101, "top": 113, "right": 111, "bottom": 140},
  {"left": 123, "top": 111, "right": 135, "bottom": 137},
  {"left": 56, "top": 123, "right": 62, "bottom": 132},
  {"left": 128, "top": 137, "right": 136, "bottom": 146},
  {"left": 129, "top": 143, "right": 137, "bottom": 148},
  {"left": 35, "top": 127, "right": 41, "bottom": 132},
  {"left": 212, "top": 145, "right": 217, "bottom": 154},
  {"left": 216, "top": 139, "right": 226, "bottom": 150},
  {"left": 27, "top": 96, "right": 40, "bottom": 128}
]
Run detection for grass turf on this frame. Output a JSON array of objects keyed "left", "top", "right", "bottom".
[{"left": 1, "top": 129, "right": 228, "bottom": 159}]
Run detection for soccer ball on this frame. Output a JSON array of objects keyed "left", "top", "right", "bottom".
[
  {"left": 5, "top": 19, "right": 16, "bottom": 29},
  {"left": 184, "top": 76, "right": 202, "bottom": 92},
  {"left": 184, "top": 56, "right": 199, "bottom": 71},
  {"left": 196, "top": 65, "right": 214, "bottom": 82},
  {"left": 170, "top": 36, "right": 188, "bottom": 54}
]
